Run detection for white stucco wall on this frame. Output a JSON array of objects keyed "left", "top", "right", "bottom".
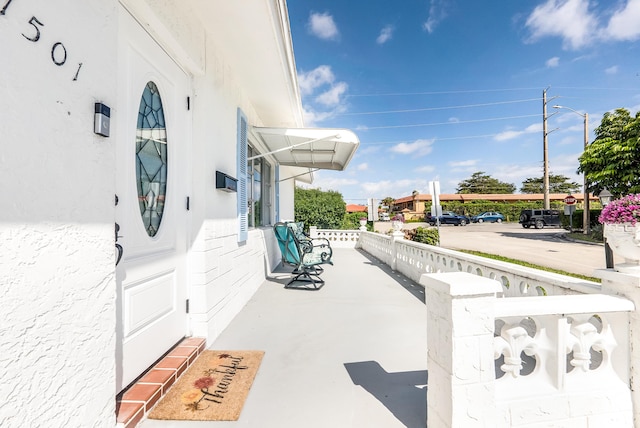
[
  {"left": 0, "top": 0, "right": 118, "bottom": 426},
  {"left": 135, "top": 1, "right": 300, "bottom": 346},
  {"left": 2, "top": 1, "right": 303, "bottom": 425}
]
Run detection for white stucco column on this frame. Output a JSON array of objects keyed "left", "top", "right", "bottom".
[
  {"left": 597, "top": 269, "right": 640, "bottom": 426},
  {"left": 390, "top": 230, "right": 404, "bottom": 271},
  {"left": 420, "top": 272, "right": 502, "bottom": 428}
]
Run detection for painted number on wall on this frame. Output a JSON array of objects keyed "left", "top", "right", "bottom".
[{"left": 2, "top": 0, "right": 83, "bottom": 80}]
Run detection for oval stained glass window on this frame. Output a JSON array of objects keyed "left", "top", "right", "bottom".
[{"left": 136, "top": 81, "right": 168, "bottom": 237}]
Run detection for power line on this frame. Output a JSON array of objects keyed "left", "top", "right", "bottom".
[
  {"left": 364, "top": 133, "right": 502, "bottom": 145},
  {"left": 363, "top": 114, "right": 542, "bottom": 130},
  {"left": 346, "top": 87, "right": 543, "bottom": 97},
  {"left": 336, "top": 98, "right": 542, "bottom": 116},
  {"left": 345, "top": 86, "right": 638, "bottom": 98}
]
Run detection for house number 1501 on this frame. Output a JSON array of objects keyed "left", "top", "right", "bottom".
[{"left": 1, "top": 0, "right": 83, "bottom": 80}]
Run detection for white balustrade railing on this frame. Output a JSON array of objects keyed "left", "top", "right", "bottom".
[
  {"left": 422, "top": 273, "right": 635, "bottom": 427},
  {"left": 356, "top": 230, "right": 600, "bottom": 297},
  {"left": 312, "top": 228, "right": 639, "bottom": 425},
  {"left": 308, "top": 227, "right": 361, "bottom": 248}
]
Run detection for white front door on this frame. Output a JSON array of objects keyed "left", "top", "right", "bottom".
[{"left": 115, "top": 8, "right": 191, "bottom": 392}]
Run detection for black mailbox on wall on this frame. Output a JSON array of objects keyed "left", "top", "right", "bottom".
[{"left": 216, "top": 171, "right": 238, "bottom": 193}]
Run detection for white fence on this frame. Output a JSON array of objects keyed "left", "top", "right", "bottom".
[
  {"left": 355, "top": 230, "right": 601, "bottom": 298},
  {"left": 309, "top": 226, "right": 362, "bottom": 248},
  {"left": 312, "top": 228, "right": 638, "bottom": 426},
  {"left": 423, "top": 273, "right": 634, "bottom": 427}
]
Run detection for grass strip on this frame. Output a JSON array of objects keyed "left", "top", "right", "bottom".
[{"left": 458, "top": 249, "right": 601, "bottom": 283}]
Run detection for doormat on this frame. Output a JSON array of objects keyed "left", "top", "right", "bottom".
[{"left": 148, "top": 350, "right": 264, "bottom": 421}]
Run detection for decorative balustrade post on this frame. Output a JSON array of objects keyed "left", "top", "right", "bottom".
[
  {"left": 390, "top": 229, "right": 404, "bottom": 271},
  {"left": 420, "top": 272, "right": 502, "bottom": 428},
  {"left": 597, "top": 268, "right": 640, "bottom": 426},
  {"left": 309, "top": 226, "right": 317, "bottom": 239}
]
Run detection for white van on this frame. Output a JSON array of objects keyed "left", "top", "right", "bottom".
[{"left": 380, "top": 213, "right": 390, "bottom": 221}]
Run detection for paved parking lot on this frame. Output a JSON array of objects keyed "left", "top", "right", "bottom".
[{"left": 374, "top": 221, "right": 613, "bottom": 278}]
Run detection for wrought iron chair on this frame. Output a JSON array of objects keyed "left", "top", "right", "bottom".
[{"left": 273, "top": 221, "right": 333, "bottom": 290}]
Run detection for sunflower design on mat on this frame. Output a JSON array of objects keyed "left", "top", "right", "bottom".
[
  {"left": 181, "top": 389, "right": 204, "bottom": 411},
  {"left": 181, "top": 376, "right": 217, "bottom": 411}
]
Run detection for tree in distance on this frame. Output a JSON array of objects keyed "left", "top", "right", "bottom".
[
  {"left": 381, "top": 196, "right": 395, "bottom": 212},
  {"left": 456, "top": 171, "right": 515, "bottom": 194},
  {"left": 520, "top": 174, "right": 581, "bottom": 194},
  {"left": 578, "top": 108, "right": 640, "bottom": 198},
  {"left": 294, "top": 187, "right": 346, "bottom": 230}
]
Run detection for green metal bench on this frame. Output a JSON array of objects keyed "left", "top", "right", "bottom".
[{"left": 273, "top": 221, "right": 333, "bottom": 290}]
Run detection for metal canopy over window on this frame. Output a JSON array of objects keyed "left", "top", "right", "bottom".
[{"left": 251, "top": 127, "right": 360, "bottom": 171}]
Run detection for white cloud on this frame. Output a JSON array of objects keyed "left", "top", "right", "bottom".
[
  {"left": 546, "top": 56, "right": 560, "bottom": 68},
  {"left": 356, "top": 163, "right": 368, "bottom": 171},
  {"left": 448, "top": 159, "right": 479, "bottom": 170},
  {"left": 298, "top": 65, "right": 335, "bottom": 96},
  {"left": 361, "top": 179, "right": 430, "bottom": 199},
  {"left": 494, "top": 123, "right": 542, "bottom": 141},
  {"left": 492, "top": 164, "right": 543, "bottom": 189},
  {"left": 315, "top": 81, "right": 348, "bottom": 107},
  {"left": 299, "top": 175, "right": 359, "bottom": 192},
  {"left": 298, "top": 65, "right": 349, "bottom": 126},
  {"left": 423, "top": 0, "right": 448, "bottom": 33},
  {"left": 525, "top": 0, "right": 598, "bottom": 50},
  {"left": 415, "top": 165, "right": 435, "bottom": 173},
  {"left": 307, "top": 12, "right": 339, "bottom": 41},
  {"left": 389, "top": 139, "right": 435, "bottom": 156},
  {"left": 356, "top": 145, "right": 380, "bottom": 155},
  {"left": 377, "top": 25, "right": 394, "bottom": 44},
  {"left": 605, "top": 0, "right": 640, "bottom": 41},
  {"left": 302, "top": 107, "right": 334, "bottom": 127},
  {"left": 525, "top": 0, "right": 640, "bottom": 49},
  {"left": 605, "top": 65, "right": 619, "bottom": 74}
]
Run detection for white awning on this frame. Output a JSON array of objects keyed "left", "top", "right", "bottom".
[{"left": 252, "top": 127, "right": 360, "bottom": 171}]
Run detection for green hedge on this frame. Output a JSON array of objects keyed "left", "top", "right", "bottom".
[
  {"left": 560, "top": 209, "right": 602, "bottom": 230},
  {"left": 405, "top": 227, "right": 439, "bottom": 246},
  {"left": 438, "top": 201, "right": 565, "bottom": 222}
]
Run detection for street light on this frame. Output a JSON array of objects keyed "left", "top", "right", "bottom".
[
  {"left": 598, "top": 189, "right": 614, "bottom": 269},
  {"left": 553, "top": 105, "right": 590, "bottom": 234}
]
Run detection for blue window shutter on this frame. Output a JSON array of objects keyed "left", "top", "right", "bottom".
[
  {"left": 237, "top": 108, "right": 248, "bottom": 242},
  {"left": 275, "top": 165, "right": 280, "bottom": 222}
]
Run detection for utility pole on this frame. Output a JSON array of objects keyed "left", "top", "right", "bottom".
[
  {"left": 542, "top": 88, "right": 558, "bottom": 210},
  {"left": 582, "top": 112, "right": 590, "bottom": 234},
  {"left": 542, "top": 89, "right": 550, "bottom": 209},
  {"left": 552, "top": 104, "right": 590, "bottom": 234}
]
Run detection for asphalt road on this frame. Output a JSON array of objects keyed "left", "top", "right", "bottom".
[{"left": 375, "top": 221, "right": 613, "bottom": 278}]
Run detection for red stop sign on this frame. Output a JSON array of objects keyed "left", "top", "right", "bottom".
[{"left": 564, "top": 195, "right": 576, "bottom": 205}]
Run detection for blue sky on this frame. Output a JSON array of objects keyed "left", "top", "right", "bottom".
[{"left": 287, "top": 0, "right": 640, "bottom": 204}]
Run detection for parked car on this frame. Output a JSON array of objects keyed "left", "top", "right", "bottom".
[
  {"left": 518, "top": 209, "right": 561, "bottom": 229},
  {"left": 427, "top": 211, "right": 470, "bottom": 226},
  {"left": 471, "top": 211, "right": 505, "bottom": 223},
  {"left": 380, "top": 212, "right": 390, "bottom": 221}
]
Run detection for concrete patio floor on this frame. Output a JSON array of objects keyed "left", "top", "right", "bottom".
[{"left": 140, "top": 248, "right": 428, "bottom": 428}]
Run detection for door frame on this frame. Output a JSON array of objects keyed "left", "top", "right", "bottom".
[{"left": 115, "top": 5, "right": 193, "bottom": 392}]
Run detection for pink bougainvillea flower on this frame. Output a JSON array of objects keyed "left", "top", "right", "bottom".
[{"left": 599, "top": 194, "right": 640, "bottom": 225}]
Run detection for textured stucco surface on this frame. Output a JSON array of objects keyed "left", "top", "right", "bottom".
[
  {"left": 1, "top": 0, "right": 305, "bottom": 426},
  {"left": 0, "top": 0, "right": 118, "bottom": 426}
]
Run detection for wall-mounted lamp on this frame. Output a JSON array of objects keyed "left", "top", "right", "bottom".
[
  {"left": 216, "top": 171, "right": 238, "bottom": 193},
  {"left": 94, "top": 102, "right": 111, "bottom": 137}
]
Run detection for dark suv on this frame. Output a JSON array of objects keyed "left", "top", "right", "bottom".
[{"left": 519, "top": 209, "right": 561, "bottom": 229}]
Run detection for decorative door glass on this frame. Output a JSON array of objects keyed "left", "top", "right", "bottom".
[{"left": 135, "top": 81, "right": 168, "bottom": 237}]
